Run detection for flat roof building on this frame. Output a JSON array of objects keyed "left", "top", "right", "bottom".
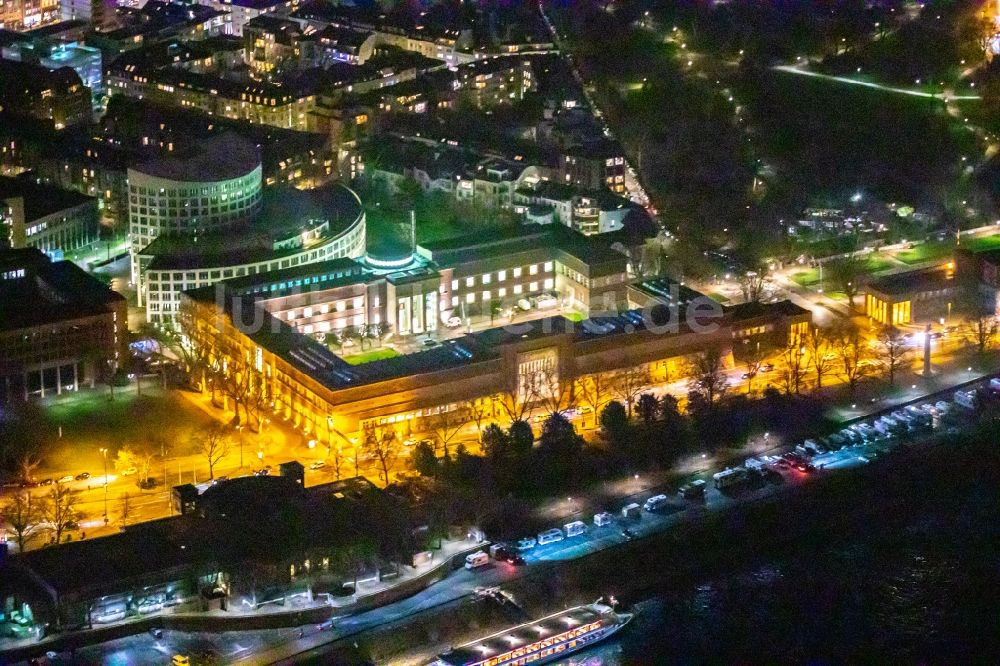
[
  {"left": 0, "top": 174, "right": 99, "bottom": 257},
  {"left": 0, "top": 248, "right": 126, "bottom": 402}
]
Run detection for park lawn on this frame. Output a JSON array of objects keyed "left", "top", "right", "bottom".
[
  {"left": 865, "top": 256, "right": 895, "bottom": 273},
  {"left": 791, "top": 269, "right": 820, "bottom": 288},
  {"left": 342, "top": 348, "right": 401, "bottom": 365},
  {"left": 562, "top": 311, "right": 586, "bottom": 322},
  {"left": 707, "top": 292, "right": 729, "bottom": 304},
  {"left": 36, "top": 388, "right": 218, "bottom": 471},
  {"left": 966, "top": 233, "right": 1000, "bottom": 252},
  {"left": 896, "top": 242, "right": 953, "bottom": 265}
]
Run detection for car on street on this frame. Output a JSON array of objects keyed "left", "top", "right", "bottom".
[
  {"left": 621, "top": 528, "right": 637, "bottom": 541},
  {"left": 445, "top": 316, "right": 462, "bottom": 328},
  {"left": 761, "top": 363, "right": 775, "bottom": 372},
  {"left": 120, "top": 467, "right": 137, "bottom": 476},
  {"left": 253, "top": 468, "right": 270, "bottom": 476},
  {"left": 148, "top": 627, "right": 163, "bottom": 639},
  {"left": 37, "top": 478, "right": 53, "bottom": 486},
  {"left": 403, "top": 438, "right": 416, "bottom": 446},
  {"left": 422, "top": 339, "right": 439, "bottom": 348},
  {"left": 515, "top": 536, "right": 537, "bottom": 550},
  {"left": 57, "top": 475, "right": 74, "bottom": 484},
  {"left": 491, "top": 546, "right": 525, "bottom": 566},
  {"left": 309, "top": 461, "right": 326, "bottom": 470},
  {"left": 75, "top": 472, "right": 91, "bottom": 480}
]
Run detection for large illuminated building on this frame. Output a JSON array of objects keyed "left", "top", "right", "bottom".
[
  {"left": 180, "top": 226, "right": 810, "bottom": 441},
  {"left": 129, "top": 132, "right": 366, "bottom": 323},
  {"left": 0, "top": 175, "right": 99, "bottom": 257}
]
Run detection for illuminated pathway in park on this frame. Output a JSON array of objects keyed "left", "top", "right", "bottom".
[{"left": 773, "top": 64, "right": 982, "bottom": 101}]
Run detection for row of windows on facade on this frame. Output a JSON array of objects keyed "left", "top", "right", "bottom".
[
  {"left": 448, "top": 262, "right": 552, "bottom": 290},
  {"left": 129, "top": 179, "right": 257, "bottom": 197},
  {"left": 144, "top": 234, "right": 362, "bottom": 288}
]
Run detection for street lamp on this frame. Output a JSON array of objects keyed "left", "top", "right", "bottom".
[{"left": 99, "top": 447, "right": 109, "bottom": 524}]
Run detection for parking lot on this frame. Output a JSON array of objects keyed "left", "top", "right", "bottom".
[{"left": 506, "top": 381, "right": 990, "bottom": 567}]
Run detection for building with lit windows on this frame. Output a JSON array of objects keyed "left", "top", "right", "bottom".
[
  {"left": 196, "top": 0, "right": 298, "bottom": 36},
  {"left": 0, "top": 0, "right": 59, "bottom": 30},
  {"left": 558, "top": 139, "right": 627, "bottom": 196},
  {"left": 179, "top": 225, "right": 810, "bottom": 440},
  {"left": 0, "top": 175, "right": 99, "bottom": 256},
  {"left": 127, "top": 132, "right": 264, "bottom": 296},
  {"left": 0, "top": 58, "right": 90, "bottom": 127},
  {"left": 0, "top": 248, "right": 126, "bottom": 402},
  {"left": 132, "top": 147, "right": 367, "bottom": 324},
  {"left": 864, "top": 264, "right": 956, "bottom": 326},
  {"left": 2, "top": 39, "right": 103, "bottom": 107}
]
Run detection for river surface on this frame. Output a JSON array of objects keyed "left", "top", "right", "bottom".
[{"left": 549, "top": 497, "right": 1000, "bottom": 664}]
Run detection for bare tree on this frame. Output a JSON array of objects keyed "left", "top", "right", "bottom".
[
  {"left": 778, "top": 343, "right": 807, "bottom": 395},
  {"left": 364, "top": 429, "right": 400, "bottom": 484},
  {"left": 536, "top": 367, "right": 576, "bottom": 417},
  {"left": 834, "top": 323, "right": 874, "bottom": 394},
  {"left": 738, "top": 269, "right": 769, "bottom": 303},
  {"left": 575, "top": 373, "right": 612, "bottom": 420},
  {"left": 689, "top": 347, "right": 728, "bottom": 406},
  {"left": 740, "top": 343, "right": 766, "bottom": 395},
  {"left": 429, "top": 409, "right": 469, "bottom": 457},
  {"left": 118, "top": 492, "right": 133, "bottom": 529},
  {"left": 964, "top": 313, "right": 999, "bottom": 354},
  {"left": 465, "top": 398, "right": 492, "bottom": 439},
  {"left": 331, "top": 444, "right": 345, "bottom": 481},
  {"left": 1, "top": 491, "right": 43, "bottom": 552},
  {"left": 192, "top": 423, "right": 232, "bottom": 480},
  {"left": 41, "top": 483, "right": 82, "bottom": 545},
  {"left": 876, "top": 325, "right": 911, "bottom": 387},
  {"left": 804, "top": 326, "right": 836, "bottom": 389},
  {"left": 611, "top": 364, "right": 649, "bottom": 415}
]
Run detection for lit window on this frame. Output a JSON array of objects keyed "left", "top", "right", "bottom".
[
  {"left": 529, "top": 282, "right": 538, "bottom": 292},
  {"left": 530, "top": 264, "right": 539, "bottom": 275},
  {"left": 514, "top": 284, "right": 522, "bottom": 294},
  {"left": 482, "top": 290, "right": 491, "bottom": 301},
  {"left": 544, "top": 278, "right": 554, "bottom": 290},
  {"left": 513, "top": 267, "right": 522, "bottom": 278},
  {"left": 303, "top": 306, "right": 313, "bottom": 318},
  {"left": 451, "top": 296, "right": 459, "bottom": 307},
  {"left": 466, "top": 276, "right": 475, "bottom": 287},
  {"left": 353, "top": 297, "right": 363, "bottom": 309},
  {"left": 287, "top": 311, "right": 296, "bottom": 320},
  {"left": 451, "top": 279, "right": 458, "bottom": 290},
  {"left": 544, "top": 261, "right": 553, "bottom": 272},
  {"left": 353, "top": 314, "right": 364, "bottom": 326},
  {"left": 466, "top": 293, "right": 475, "bottom": 303},
  {"left": 498, "top": 287, "right": 507, "bottom": 297},
  {"left": 320, "top": 303, "right": 329, "bottom": 314},
  {"left": 482, "top": 273, "right": 491, "bottom": 284},
  {"left": 336, "top": 301, "right": 346, "bottom": 312},
  {"left": 498, "top": 270, "right": 507, "bottom": 281}
]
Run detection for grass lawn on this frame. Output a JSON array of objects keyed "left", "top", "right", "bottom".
[
  {"left": 791, "top": 269, "right": 820, "bottom": 288},
  {"left": 707, "top": 292, "right": 730, "bottom": 304},
  {"left": 896, "top": 242, "right": 953, "bottom": 265},
  {"left": 33, "top": 388, "right": 218, "bottom": 471},
  {"left": 865, "top": 256, "right": 895, "bottom": 273},
  {"left": 562, "top": 311, "right": 586, "bottom": 322},
  {"left": 342, "top": 348, "right": 401, "bottom": 365},
  {"left": 966, "top": 233, "right": 1000, "bottom": 252}
]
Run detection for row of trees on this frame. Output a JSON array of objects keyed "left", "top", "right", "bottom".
[{"left": 2, "top": 484, "right": 84, "bottom": 552}]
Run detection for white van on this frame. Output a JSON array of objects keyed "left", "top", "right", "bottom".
[
  {"left": 537, "top": 528, "right": 564, "bottom": 545},
  {"left": 464, "top": 551, "right": 489, "bottom": 570},
  {"left": 564, "top": 520, "right": 587, "bottom": 537},
  {"left": 593, "top": 512, "right": 614, "bottom": 527},
  {"left": 643, "top": 494, "right": 669, "bottom": 512}
]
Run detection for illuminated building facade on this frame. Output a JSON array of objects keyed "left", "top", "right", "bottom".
[
  {"left": 0, "top": 248, "right": 126, "bottom": 402},
  {"left": 0, "top": 175, "right": 99, "bottom": 256},
  {"left": 864, "top": 264, "right": 956, "bottom": 326}
]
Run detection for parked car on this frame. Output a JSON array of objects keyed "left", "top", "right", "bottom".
[
  {"left": 464, "top": 551, "right": 489, "bottom": 570},
  {"left": 620, "top": 528, "right": 637, "bottom": 541},
  {"left": 120, "top": 467, "right": 137, "bottom": 476},
  {"left": 37, "top": 478, "right": 53, "bottom": 486},
  {"left": 148, "top": 627, "right": 163, "bottom": 639},
  {"left": 515, "top": 536, "right": 537, "bottom": 551},
  {"left": 643, "top": 494, "right": 670, "bottom": 512},
  {"left": 490, "top": 546, "right": 525, "bottom": 565},
  {"left": 57, "top": 475, "right": 74, "bottom": 484},
  {"left": 309, "top": 460, "right": 326, "bottom": 470},
  {"left": 75, "top": 472, "right": 91, "bottom": 481},
  {"left": 445, "top": 316, "right": 462, "bottom": 328},
  {"left": 537, "top": 528, "right": 564, "bottom": 545}
]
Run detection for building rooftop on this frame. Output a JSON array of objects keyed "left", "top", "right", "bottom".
[
  {"left": 866, "top": 265, "right": 954, "bottom": 297},
  {"left": 129, "top": 131, "right": 261, "bottom": 183},
  {"left": 0, "top": 174, "right": 95, "bottom": 222},
  {"left": 142, "top": 183, "right": 363, "bottom": 270},
  {"left": 0, "top": 248, "right": 125, "bottom": 331},
  {"left": 723, "top": 299, "right": 812, "bottom": 322}
]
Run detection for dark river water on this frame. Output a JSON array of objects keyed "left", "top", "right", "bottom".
[{"left": 550, "top": 497, "right": 1000, "bottom": 664}]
